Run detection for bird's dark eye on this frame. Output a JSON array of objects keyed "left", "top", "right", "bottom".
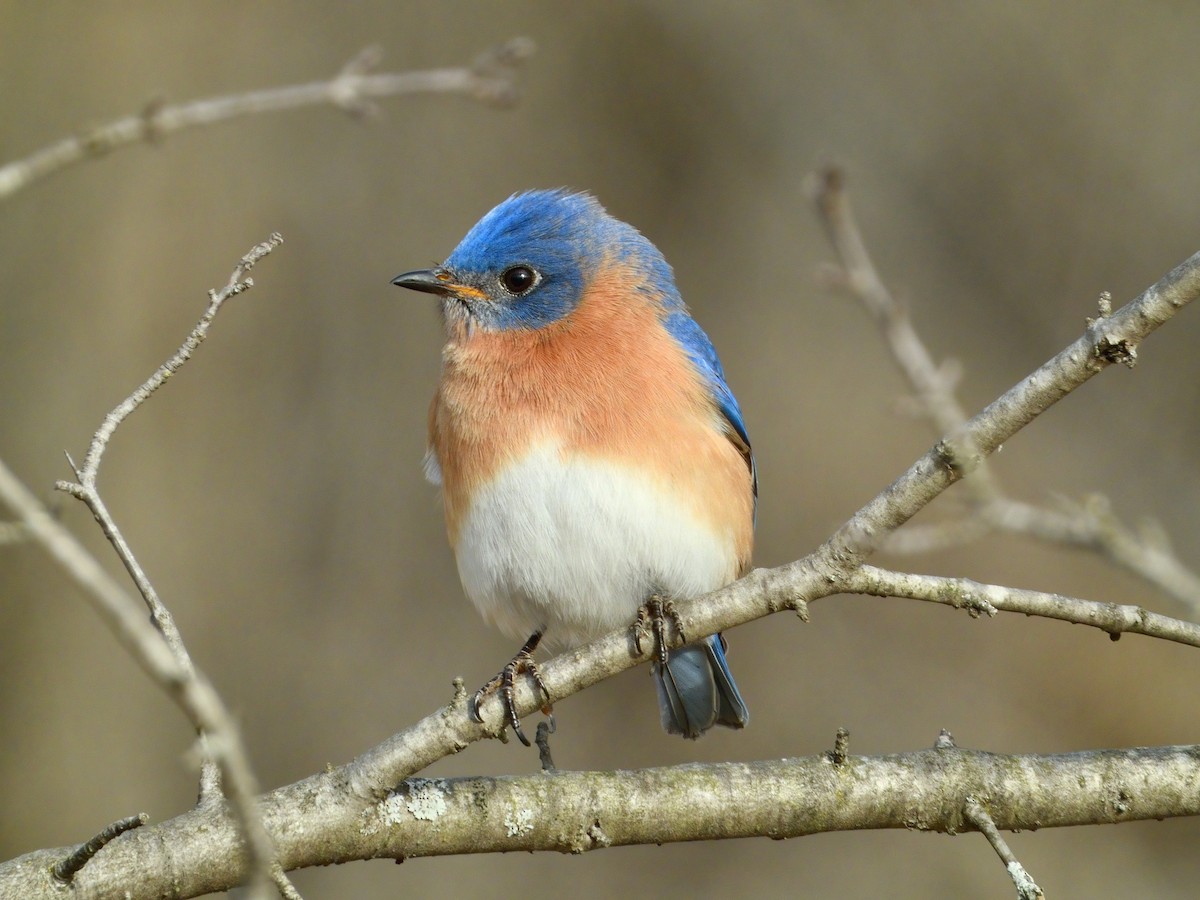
[{"left": 501, "top": 265, "right": 537, "bottom": 295}]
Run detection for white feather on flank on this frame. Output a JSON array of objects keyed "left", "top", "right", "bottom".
[
  {"left": 452, "top": 442, "right": 739, "bottom": 647},
  {"left": 423, "top": 446, "right": 442, "bottom": 485}
]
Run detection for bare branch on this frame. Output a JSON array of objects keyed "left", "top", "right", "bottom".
[
  {"left": 811, "top": 165, "right": 999, "bottom": 496},
  {"left": 55, "top": 235, "right": 283, "bottom": 896},
  {"left": 812, "top": 166, "right": 1200, "bottom": 613},
  {"left": 845, "top": 565, "right": 1200, "bottom": 648},
  {"left": 985, "top": 495, "right": 1200, "bottom": 607},
  {"left": 964, "top": 799, "right": 1045, "bottom": 900},
  {"left": 821, "top": 249, "right": 1198, "bottom": 576},
  {"left": 66, "top": 233, "right": 282, "bottom": 490},
  {"left": 349, "top": 744, "right": 1200, "bottom": 854},
  {"left": 55, "top": 233, "right": 281, "bottom": 802},
  {"left": 0, "top": 38, "right": 534, "bottom": 202},
  {"left": 3, "top": 744, "right": 1196, "bottom": 897}
]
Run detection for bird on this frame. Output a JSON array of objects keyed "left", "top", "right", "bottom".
[{"left": 392, "top": 189, "right": 754, "bottom": 742}]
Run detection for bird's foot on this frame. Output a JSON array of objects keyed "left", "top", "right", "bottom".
[
  {"left": 633, "top": 594, "right": 686, "bottom": 665},
  {"left": 469, "top": 631, "right": 551, "bottom": 747}
]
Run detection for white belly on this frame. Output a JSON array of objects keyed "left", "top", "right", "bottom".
[{"left": 453, "top": 442, "right": 738, "bottom": 647}]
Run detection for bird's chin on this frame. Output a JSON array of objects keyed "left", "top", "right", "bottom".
[{"left": 440, "top": 297, "right": 480, "bottom": 340}]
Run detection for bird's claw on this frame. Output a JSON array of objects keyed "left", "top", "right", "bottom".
[
  {"left": 469, "top": 632, "right": 551, "bottom": 747},
  {"left": 633, "top": 595, "right": 686, "bottom": 665}
]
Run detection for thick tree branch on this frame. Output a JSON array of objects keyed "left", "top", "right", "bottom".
[
  {"left": 0, "top": 39, "right": 533, "bottom": 202},
  {"left": 3, "top": 743, "right": 1197, "bottom": 897}
]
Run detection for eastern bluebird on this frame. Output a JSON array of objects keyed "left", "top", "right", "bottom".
[{"left": 393, "top": 189, "right": 753, "bottom": 742}]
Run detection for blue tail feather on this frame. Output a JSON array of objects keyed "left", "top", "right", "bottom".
[{"left": 654, "top": 634, "right": 748, "bottom": 739}]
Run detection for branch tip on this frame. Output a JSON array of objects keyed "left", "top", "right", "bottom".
[
  {"left": 52, "top": 813, "right": 149, "bottom": 883},
  {"left": 63, "top": 449, "right": 83, "bottom": 483},
  {"left": 830, "top": 727, "right": 850, "bottom": 766},
  {"left": 139, "top": 96, "right": 168, "bottom": 143},
  {"left": 339, "top": 44, "right": 384, "bottom": 78},
  {"left": 536, "top": 719, "right": 557, "bottom": 772},
  {"left": 54, "top": 479, "right": 84, "bottom": 498},
  {"left": 934, "top": 729, "right": 957, "bottom": 749},
  {"left": 808, "top": 162, "right": 846, "bottom": 206},
  {"left": 450, "top": 676, "right": 467, "bottom": 708},
  {"left": 473, "top": 36, "right": 537, "bottom": 72},
  {"left": 468, "top": 37, "right": 536, "bottom": 107}
]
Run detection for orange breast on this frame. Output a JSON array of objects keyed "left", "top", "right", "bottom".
[{"left": 430, "top": 263, "right": 753, "bottom": 573}]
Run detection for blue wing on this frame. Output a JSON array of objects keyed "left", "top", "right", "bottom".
[{"left": 664, "top": 309, "right": 757, "bottom": 516}]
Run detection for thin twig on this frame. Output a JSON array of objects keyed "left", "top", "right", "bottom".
[
  {"left": 812, "top": 165, "right": 999, "bottom": 496},
  {"left": 28, "top": 237, "right": 285, "bottom": 898},
  {"left": 51, "top": 813, "right": 148, "bottom": 884},
  {"left": 271, "top": 864, "right": 305, "bottom": 900},
  {"left": 989, "top": 495, "right": 1200, "bottom": 604},
  {"left": 0, "top": 39, "right": 534, "bottom": 202},
  {"left": 67, "top": 233, "right": 282, "bottom": 488},
  {"left": 964, "top": 799, "right": 1045, "bottom": 900},
  {"left": 55, "top": 232, "right": 281, "bottom": 805},
  {"left": 812, "top": 165, "right": 1200, "bottom": 614}
]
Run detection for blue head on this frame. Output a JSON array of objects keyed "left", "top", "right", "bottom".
[
  {"left": 392, "top": 189, "right": 683, "bottom": 332},
  {"left": 393, "top": 188, "right": 756, "bottom": 512}
]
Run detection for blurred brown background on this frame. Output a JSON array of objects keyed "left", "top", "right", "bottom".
[{"left": 3, "top": 2, "right": 1200, "bottom": 897}]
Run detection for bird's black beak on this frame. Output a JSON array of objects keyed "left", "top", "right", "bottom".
[{"left": 391, "top": 268, "right": 455, "bottom": 296}]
